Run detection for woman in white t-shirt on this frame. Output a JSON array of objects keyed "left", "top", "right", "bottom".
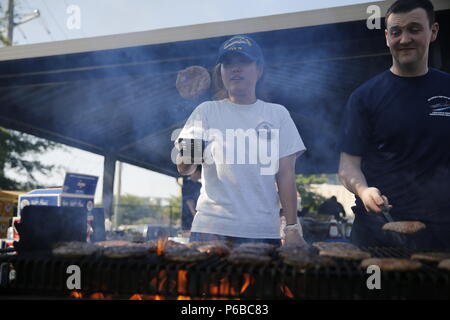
[{"left": 176, "top": 35, "right": 307, "bottom": 247}]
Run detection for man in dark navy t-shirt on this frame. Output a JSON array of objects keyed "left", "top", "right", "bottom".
[{"left": 339, "top": 0, "right": 450, "bottom": 248}]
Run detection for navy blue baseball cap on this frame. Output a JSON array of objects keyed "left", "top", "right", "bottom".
[{"left": 217, "top": 35, "right": 263, "bottom": 64}]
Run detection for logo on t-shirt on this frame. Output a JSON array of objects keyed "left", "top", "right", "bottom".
[
  {"left": 428, "top": 96, "right": 450, "bottom": 117},
  {"left": 255, "top": 121, "right": 274, "bottom": 140}
]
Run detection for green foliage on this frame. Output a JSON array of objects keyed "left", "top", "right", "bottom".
[
  {"left": 115, "top": 194, "right": 152, "bottom": 226},
  {"left": 0, "top": 0, "right": 24, "bottom": 46},
  {"left": 0, "top": 127, "right": 58, "bottom": 190},
  {"left": 114, "top": 194, "right": 181, "bottom": 227},
  {"left": 296, "top": 174, "right": 328, "bottom": 214},
  {"left": 160, "top": 195, "right": 181, "bottom": 225},
  {"left": 0, "top": 2, "right": 10, "bottom": 46},
  {"left": 0, "top": 33, "right": 10, "bottom": 46}
]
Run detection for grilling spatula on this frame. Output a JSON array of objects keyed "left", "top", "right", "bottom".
[
  {"left": 379, "top": 204, "right": 411, "bottom": 247},
  {"left": 380, "top": 204, "right": 426, "bottom": 234},
  {"left": 380, "top": 204, "right": 394, "bottom": 222}
]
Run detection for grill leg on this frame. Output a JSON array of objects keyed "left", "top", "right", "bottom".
[{"left": 0, "top": 263, "right": 10, "bottom": 286}]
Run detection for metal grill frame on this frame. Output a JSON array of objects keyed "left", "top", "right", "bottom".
[{"left": 1, "top": 247, "right": 449, "bottom": 300}]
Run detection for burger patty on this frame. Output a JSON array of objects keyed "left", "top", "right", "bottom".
[
  {"left": 360, "top": 258, "right": 422, "bottom": 271},
  {"left": 438, "top": 259, "right": 450, "bottom": 271},
  {"left": 163, "top": 246, "right": 209, "bottom": 262},
  {"left": 176, "top": 66, "right": 211, "bottom": 99},
  {"left": 102, "top": 245, "right": 149, "bottom": 258},
  {"left": 382, "top": 221, "right": 426, "bottom": 234},
  {"left": 194, "top": 243, "right": 231, "bottom": 257},
  {"left": 232, "top": 243, "right": 276, "bottom": 256},
  {"left": 227, "top": 252, "right": 272, "bottom": 265},
  {"left": 52, "top": 241, "right": 100, "bottom": 258},
  {"left": 411, "top": 252, "right": 450, "bottom": 262},
  {"left": 312, "top": 242, "right": 371, "bottom": 260},
  {"left": 283, "top": 253, "right": 335, "bottom": 269},
  {"left": 238, "top": 242, "right": 277, "bottom": 250},
  {"left": 96, "top": 240, "right": 135, "bottom": 247},
  {"left": 276, "top": 244, "right": 317, "bottom": 259}
]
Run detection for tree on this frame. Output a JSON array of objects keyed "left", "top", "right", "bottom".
[
  {"left": 0, "top": 127, "right": 58, "bottom": 190},
  {"left": 115, "top": 194, "right": 154, "bottom": 226},
  {"left": 160, "top": 195, "right": 181, "bottom": 226},
  {"left": 296, "top": 174, "right": 328, "bottom": 214},
  {"left": 114, "top": 194, "right": 181, "bottom": 226},
  {"left": 0, "top": 1, "right": 13, "bottom": 46},
  {"left": 0, "top": 0, "right": 29, "bottom": 47}
]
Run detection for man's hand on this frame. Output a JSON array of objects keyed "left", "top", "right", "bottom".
[
  {"left": 359, "top": 187, "right": 392, "bottom": 213},
  {"left": 186, "top": 199, "right": 197, "bottom": 217},
  {"left": 339, "top": 153, "right": 393, "bottom": 214}
]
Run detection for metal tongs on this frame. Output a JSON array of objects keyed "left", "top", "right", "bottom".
[
  {"left": 380, "top": 204, "right": 407, "bottom": 247},
  {"left": 380, "top": 204, "right": 394, "bottom": 223}
]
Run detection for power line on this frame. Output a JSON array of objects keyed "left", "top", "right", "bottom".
[
  {"left": 40, "top": 0, "right": 69, "bottom": 40},
  {"left": 15, "top": 24, "right": 28, "bottom": 42},
  {"left": 38, "top": 14, "right": 55, "bottom": 41},
  {"left": 3, "top": 0, "right": 88, "bottom": 44},
  {"left": 23, "top": 0, "right": 55, "bottom": 42}
]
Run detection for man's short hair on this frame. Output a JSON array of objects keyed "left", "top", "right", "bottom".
[{"left": 385, "top": 0, "right": 435, "bottom": 27}]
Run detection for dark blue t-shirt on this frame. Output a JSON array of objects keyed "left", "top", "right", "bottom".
[
  {"left": 341, "top": 68, "right": 450, "bottom": 223},
  {"left": 181, "top": 178, "right": 201, "bottom": 231}
]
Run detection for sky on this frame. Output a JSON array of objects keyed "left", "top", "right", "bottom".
[
  {"left": 8, "top": 0, "right": 377, "bottom": 45},
  {"left": 2, "top": 0, "right": 376, "bottom": 203}
]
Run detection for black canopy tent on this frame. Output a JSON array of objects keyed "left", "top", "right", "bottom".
[{"left": 0, "top": 1, "right": 449, "bottom": 219}]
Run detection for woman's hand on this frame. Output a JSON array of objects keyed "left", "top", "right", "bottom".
[{"left": 284, "top": 229, "right": 307, "bottom": 246}]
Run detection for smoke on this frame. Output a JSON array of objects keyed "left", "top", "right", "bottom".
[
  {"left": 250, "top": 20, "right": 391, "bottom": 174},
  {"left": 1, "top": 14, "right": 393, "bottom": 179}
]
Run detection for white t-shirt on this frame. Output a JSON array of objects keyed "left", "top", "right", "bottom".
[{"left": 176, "top": 99, "right": 306, "bottom": 238}]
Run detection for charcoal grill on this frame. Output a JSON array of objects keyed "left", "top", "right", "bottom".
[{"left": 0, "top": 247, "right": 449, "bottom": 300}]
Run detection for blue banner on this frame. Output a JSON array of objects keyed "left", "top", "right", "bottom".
[{"left": 62, "top": 173, "right": 98, "bottom": 196}]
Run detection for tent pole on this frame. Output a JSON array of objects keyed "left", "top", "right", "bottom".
[{"left": 102, "top": 154, "right": 116, "bottom": 229}]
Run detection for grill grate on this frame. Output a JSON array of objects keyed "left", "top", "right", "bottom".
[{"left": 0, "top": 247, "right": 449, "bottom": 300}]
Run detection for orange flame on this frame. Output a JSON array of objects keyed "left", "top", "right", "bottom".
[
  {"left": 150, "top": 270, "right": 168, "bottom": 292},
  {"left": 280, "top": 285, "right": 294, "bottom": 298},
  {"left": 177, "top": 270, "right": 188, "bottom": 295},
  {"left": 210, "top": 277, "right": 233, "bottom": 296},
  {"left": 90, "top": 292, "right": 105, "bottom": 299},
  {"left": 177, "top": 295, "right": 192, "bottom": 300},
  {"left": 210, "top": 283, "right": 219, "bottom": 296},
  {"left": 70, "top": 291, "right": 83, "bottom": 299},
  {"left": 240, "top": 273, "right": 253, "bottom": 294},
  {"left": 156, "top": 237, "right": 167, "bottom": 256},
  {"left": 209, "top": 273, "right": 253, "bottom": 298},
  {"left": 134, "top": 294, "right": 164, "bottom": 300}
]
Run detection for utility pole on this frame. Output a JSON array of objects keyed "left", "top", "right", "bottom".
[
  {"left": 5, "top": 0, "right": 14, "bottom": 45},
  {"left": 113, "top": 161, "right": 123, "bottom": 229},
  {"left": 3, "top": 0, "right": 40, "bottom": 46}
]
